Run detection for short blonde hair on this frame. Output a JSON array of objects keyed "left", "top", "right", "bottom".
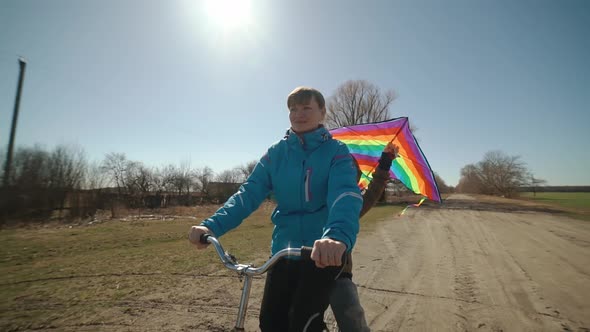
[{"left": 287, "top": 87, "right": 326, "bottom": 110}]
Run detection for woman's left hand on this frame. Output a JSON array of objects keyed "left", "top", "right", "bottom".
[
  {"left": 311, "top": 238, "right": 346, "bottom": 268},
  {"left": 384, "top": 142, "right": 399, "bottom": 158}
]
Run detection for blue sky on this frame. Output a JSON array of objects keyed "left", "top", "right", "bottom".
[{"left": 1, "top": 0, "right": 589, "bottom": 186}]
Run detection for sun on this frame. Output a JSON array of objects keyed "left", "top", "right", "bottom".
[{"left": 204, "top": 0, "right": 253, "bottom": 31}]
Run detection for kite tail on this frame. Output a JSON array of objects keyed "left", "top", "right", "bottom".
[{"left": 399, "top": 197, "right": 427, "bottom": 216}]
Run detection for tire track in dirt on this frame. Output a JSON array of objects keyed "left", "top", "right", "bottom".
[
  {"left": 1, "top": 272, "right": 262, "bottom": 287},
  {"left": 3, "top": 299, "right": 260, "bottom": 332},
  {"left": 355, "top": 208, "right": 464, "bottom": 331},
  {"left": 445, "top": 218, "right": 479, "bottom": 331},
  {"left": 365, "top": 233, "right": 416, "bottom": 330},
  {"left": 483, "top": 212, "right": 590, "bottom": 331},
  {"left": 4, "top": 299, "right": 255, "bottom": 317},
  {"left": 19, "top": 322, "right": 134, "bottom": 331},
  {"left": 362, "top": 213, "right": 425, "bottom": 331},
  {"left": 354, "top": 194, "right": 590, "bottom": 332}
]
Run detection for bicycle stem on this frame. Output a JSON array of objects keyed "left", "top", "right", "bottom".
[
  {"left": 200, "top": 234, "right": 312, "bottom": 330},
  {"left": 236, "top": 275, "right": 253, "bottom": 330}
]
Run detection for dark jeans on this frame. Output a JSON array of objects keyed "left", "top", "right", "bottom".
[
  {"left": 259, "top": 258, "right": 344, "bottom": 332},
  {"left": 330, "top": 276, "right": 371, "bottom": 332}
]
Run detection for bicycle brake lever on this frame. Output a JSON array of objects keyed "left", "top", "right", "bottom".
[{"left": 225, "top": 251, "right": 239, "bottom": 265}]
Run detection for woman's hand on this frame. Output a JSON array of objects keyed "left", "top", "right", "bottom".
[
  {"left": 384, "top": 142, "right": 399, "bottom": 158},
  {"left": 188, "top": 226, "right": 212, "bottom": 249},
  {"left": 311, "top": 238, "right": 346, "bottom": 268}
]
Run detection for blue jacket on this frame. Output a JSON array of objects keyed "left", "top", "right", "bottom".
[{"left": 201, "top": 126, "right": 362, "bottom": 255}]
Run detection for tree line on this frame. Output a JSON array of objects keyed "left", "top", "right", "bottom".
[
  {"left": 0, "top": 144, "right": 259, "bottom": 223},
  {"left": 7, "top": 79, "right": 542, "bottom": 223},
  {"left": 1, "top": 145, "right": 258, "bottom": 194}
]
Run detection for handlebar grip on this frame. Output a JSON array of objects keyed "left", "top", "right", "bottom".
[
  {"left": 301, "top": 246, "right": 313, "bottom": 261},
  {"left": 199, "top": 233, "right": 211, "bottom": 245}
]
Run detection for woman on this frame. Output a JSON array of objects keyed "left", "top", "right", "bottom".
[{"left": 189, "top": 87, "right": 362, "bottom": 331}]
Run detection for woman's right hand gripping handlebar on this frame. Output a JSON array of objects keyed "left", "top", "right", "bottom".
[{"left": 188, "top": 226, "right": 212, "bottom": 250}]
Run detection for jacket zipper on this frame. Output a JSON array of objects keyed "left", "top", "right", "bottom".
[
  {"left": 300, "top": 160, "right": 305, "bottom": 244},
  {"left": 301, "top": 160, "right": 306, "bottom": 207},
  {"left": 304, "top": 169, "right": 311, "bottom": 202}
]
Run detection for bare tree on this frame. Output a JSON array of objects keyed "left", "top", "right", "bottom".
[
  {"left": 159, "top": 164, "right": 182, "bottom": 195},
  {"left": 122, "top": 162, "right": 160, "bottom": 209},
  {"left": 325, "top": 80, "right": 396, "bottom": 129},
  {"left": 159, "top": 164, "right": 177, "bottom": 193},
  {"left": 478, "top": 151, "right": 528, "bottom": 197},
  {"left": 1, "top": 144, "right": 90, "bottom": 220},
  {"left": 456, "top": 164, "right": 484, "bottom": 194},
  {"left": 9, "top": 145, "right": 50, "bottom": 189},
  {"left": 457, "top": 151, "right": 529, "bottom": 197},
  {"left": 44, "top": 145, "right": 87, "bottom": 213},
  {"left": 150, "top": 166, "right": 166, "bottom": 194},
  {"left": 101, "top": 152, "right": 128, "bottom": 195},
  {"left": 46, "top": 145, "right": 87, "bottom": 190},
  {"left": 5, "top": 144, "right": 87, "bottom": 191},
  {"left": 178, "top": 161, "right": 197, "bottom": 196},
  {"left": 123, "top": 162, "right": 155, "bottom": 196},
  {"left": 84, "top": 161, "right": 107, "bottom": 190},
  {"left": 216, "top": 168, "right": 242, "bottom": 183},
  {"left": 237, "top": 160, "right": 258, "bottom": 182},
  {"left": 196, "top": 166, "right": 214, "bottom": 196},
  {"left": 433, "top": 172, "right": 452, "bottom": 193},
  {"left": 322, "top": 81, "right": 401, "bottom": 199}
]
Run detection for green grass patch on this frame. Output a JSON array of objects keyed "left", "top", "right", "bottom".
[
  {"left": 519, "top": 192, "right": 590, "bottom": 220},
  {"left": 519, "top": 192, "right": 590, "bottom": 209},
  {"left": 360, "top": 204, "right": 405, "bottom": 233}
]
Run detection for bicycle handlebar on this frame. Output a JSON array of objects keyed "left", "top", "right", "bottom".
[
  {"left": 200, "top": 233, "right": 312, "bottom": 276},
  {"left": 197, "top": 233, "right": 344, "bottom": 330}
]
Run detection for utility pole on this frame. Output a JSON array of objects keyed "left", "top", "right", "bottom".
[{"left": 3, "top": 57, "right": 27, "bottom": 187}]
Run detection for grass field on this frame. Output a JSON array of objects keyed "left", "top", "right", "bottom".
[
  {"left": 519, "top": 192, "right": 590, "bottom": 220},
  {"left": 0, "top": 203, "right": 403, "bottom": 331}
]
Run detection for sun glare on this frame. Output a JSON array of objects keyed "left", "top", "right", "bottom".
[{"left": 204, "top": 0, "right": 253, "bottom": 30}]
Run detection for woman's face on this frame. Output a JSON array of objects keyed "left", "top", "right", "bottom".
[{"left": 289, "top": 97, "right": 326, "bottom": 134}]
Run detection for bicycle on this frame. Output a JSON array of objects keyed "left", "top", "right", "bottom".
[{"left": 198, "top": 233, "right": 313, "bottom": 332}]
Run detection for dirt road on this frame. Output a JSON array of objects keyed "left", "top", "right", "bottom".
[{"left": 351, "top": 194, "right": 590, "bottom": 332}]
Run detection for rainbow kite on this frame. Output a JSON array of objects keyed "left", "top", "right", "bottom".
[{"left": 330, "top": 117, "right": 441, "bottom": 203}]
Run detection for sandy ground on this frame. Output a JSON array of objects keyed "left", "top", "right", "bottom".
[
  {"left": 350, "top": 194, "right": 590, "bottom": 332},
  {"left": 29, "top": 194, "right": 588, "bottom": 331}
]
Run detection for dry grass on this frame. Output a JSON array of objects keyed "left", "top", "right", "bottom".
[
  {"left": 0, "top": 201, "right": 403, "bottom": 331},
  {"left": 0, "top": 203, "right": 276, "bottom": 331}
]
